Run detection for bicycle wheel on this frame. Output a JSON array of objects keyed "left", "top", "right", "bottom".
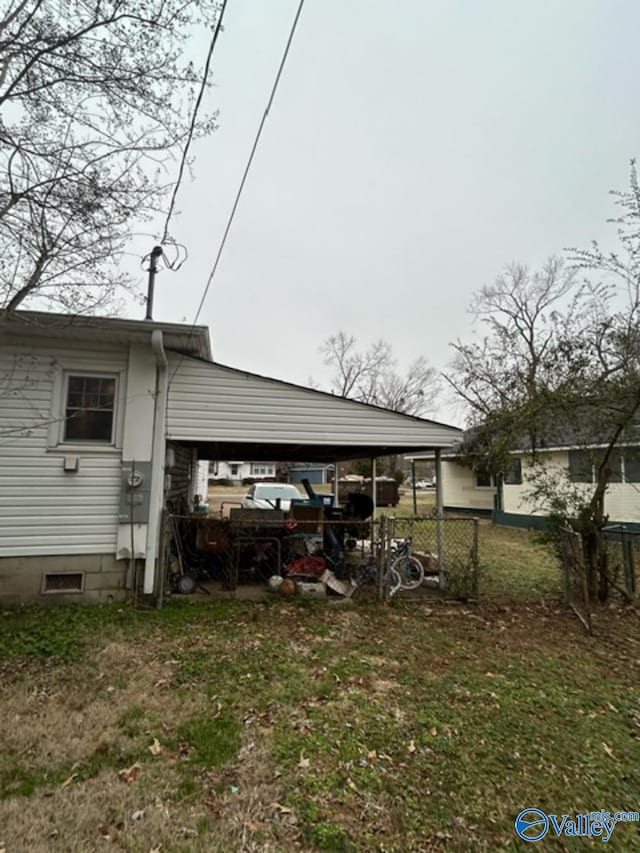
[
  {"left": 387, "top": 566, "right": 402, "bottom": 598},
  {"left": 390, "top": 555, "right": 424, "bottom": 590}
]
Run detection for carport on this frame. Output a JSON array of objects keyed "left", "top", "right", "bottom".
[
  {"left": 166, "top": 353, "right": 461, "bottom": 498},
  {"left": 157, "top": 353, "right": 462, "bottom": 596}
]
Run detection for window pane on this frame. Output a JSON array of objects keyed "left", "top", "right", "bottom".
[
  {"left": 67, "top": 376, "right": 85, "bottom": 395},
  {"left": 588, "top": 450, "right": 622, "bottom": 483},
  {"left": 568, "top": 450, "right": 593, "bottom": 483},
  {"left": 625, "top": 448, "right": 640, "bottom": 482},
  {"left": 475, "top": 470, "right": 492, "bottom": 487},
  {"left": 64, "top": 374, "right": 115, "bottom": 442},
  {"left": 504, "top": 459, "right": 522, "bottom": 485},
  {"left": 65, "top": 409, "right": 113, "bottom": 441},
  {"left": 606, "top": 450, "right": 622, "bottom": 484},
  {"left": 66, "top": 391, "right": 84, "bottom": 408}
]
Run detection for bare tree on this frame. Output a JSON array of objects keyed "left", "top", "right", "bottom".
[
  {"left": 448, "top": 257, "right": 579, "bottom": 425},
  {"left": 0, "top": 0, "right": 220, "bottom": 318},
  {"left": 446, "top": 166, "right": 640, "bottom": 599},
  {"left": 321, "top": 331, "right": 438, "bottom": 417}
]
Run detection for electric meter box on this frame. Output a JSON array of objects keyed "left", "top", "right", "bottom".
[{"left": 119, "top": 461, "right": 152, "bottom": 523}]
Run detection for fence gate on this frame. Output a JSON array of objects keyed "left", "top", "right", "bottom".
[{"left": 379, "top": 515, "right": 479, "bottom": 601}]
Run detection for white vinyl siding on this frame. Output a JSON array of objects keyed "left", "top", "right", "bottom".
[
  {"left": 442, "top": 461, "right": 496, "bottom": 511},
  {"left": 166, "top": 442, "right": 193, "bottom": 509},
  {"left": 503, "top": 451, "right": 640, "bottom": 525},
  {"left": 167, "top": 356, "right": 461, "bottom": 449},
  {"left": 0, "top": 342, "right": 126, "bottom": 556}
]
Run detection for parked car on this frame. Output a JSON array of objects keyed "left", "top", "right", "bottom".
[
  {"left": 241, "top": 483, "right": 307, "bottom": 511},
  {"left": 415, "top": 479, "right": 434, "bottom": 489}
]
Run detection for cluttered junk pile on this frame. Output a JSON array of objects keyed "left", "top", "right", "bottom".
[{"left": 166, "top": 480, "right": 376, "bottom": 598}]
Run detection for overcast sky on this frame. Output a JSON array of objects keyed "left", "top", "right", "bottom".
[{"left": 125, "top": 0, "right": 640, "bottom": 427}]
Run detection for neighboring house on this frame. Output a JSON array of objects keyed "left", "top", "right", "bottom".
[
  {"left": 289, "top": 464, "right": 333, "bottom": 486},
  {"left": 1, "top": 310, "right": 462, "bottom": 604},
  {"left": 408, "top": 444, "right": 640, "bottom": 529},
  {"left": 497, "top": 446, "right": 640, "bottom": 530},
  {"left": 209, "top": 462, "right": 332, "bottom": 486},
  {"left": 210, "top": 461, "right": 276, "bottom": 484},
  {"left": 405, "top": 450, "right": 497, "bottom": 515}
]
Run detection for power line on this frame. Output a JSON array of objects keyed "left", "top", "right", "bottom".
[
  {"left": 161, "top": 0, "right": 230, "bottom": 247},
  {"left": 168, "top": 0, "right": 308, "bottom": 388}
]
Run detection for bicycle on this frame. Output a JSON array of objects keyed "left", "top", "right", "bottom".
[
  {"left": 351, "top": 552, "right": 402, "bottom": 598},
  {"left": 388, "top": 536, "right": 424, "bottom": 590}
]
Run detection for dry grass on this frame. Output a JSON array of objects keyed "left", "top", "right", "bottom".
[{"left": 1, "top": 543, "right": 639, "bottom": 851}]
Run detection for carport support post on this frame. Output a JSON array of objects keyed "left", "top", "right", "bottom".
[
  {"left": 412, "top": 459, "right": 417, "bottom": 515},
  {"left": 370, "top": 457, "right": 377, "bottom": 519},
  {"left": 435, "top": 449, "right": 446, "bottom": 590},
  {"left": 333, "top": 461, "right": 339, "bottom": 506}
]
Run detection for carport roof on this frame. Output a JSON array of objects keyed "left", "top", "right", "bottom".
[{"left": 166, "top": 353, "right": 463, "bottom": 463}]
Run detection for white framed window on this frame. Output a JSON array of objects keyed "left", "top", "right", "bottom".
[
  {"left": 474, "top": 469, "right": 495, "bottom": 488},
  {"left": 62, "top": 374, "right": 117, "bottom": 443},
  {"left": 251, "top": 463, "right": 274, "bottom": 477}
]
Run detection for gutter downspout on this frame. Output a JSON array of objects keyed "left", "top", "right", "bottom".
[{"left": 144, "top": 330, "right": 168, "bottom": 596}]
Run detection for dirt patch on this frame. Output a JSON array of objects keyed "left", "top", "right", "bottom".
[{"left": 1, "top": 641, "right": 203, "bottom": 767}]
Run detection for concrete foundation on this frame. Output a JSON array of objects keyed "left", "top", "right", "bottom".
[{"left": 0, "top": 554, "right": 128, "bottom": 605}]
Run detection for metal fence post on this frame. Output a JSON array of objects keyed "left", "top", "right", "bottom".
[
  {"left": 471, "top": 518, "right": 479, "bottom": 599},
  {"left": 377, "top": 514, "right": 386, "bottom": 603},
  {"left": 435, "top": 450, "right": 446, "bottom": 591}
]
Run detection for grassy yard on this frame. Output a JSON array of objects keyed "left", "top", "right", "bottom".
[{"left": 1, "top": 530, "right": 639, "bottom": 852}]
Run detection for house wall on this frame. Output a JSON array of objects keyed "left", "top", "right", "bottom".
[
  {"left": 0, "top": 337, "right": 173, "bottom": 603},
  {"left": 0, "top": 341, "right": 127, "bottom": 555},
  {"left": 502, "top": 451, "right": 640, "bottom": 525},
  {"left": 442, "top": 461, "right": 495, "bottom": 513},
  {"left": 290, "top": 467, "right": 328, "bottom": 485},
  {"left": 166, "top": 442, "right": 194, "bottom": 510},
  {"left": 501, "top": 453, "right": 570, "bottom": 517},
  {"left": 210, "top": 461, "right": 252, "bottom": 482},
  {"left": 209, "top": 461, "right": 276, "bottom": 484},
  {"left": 605, "top": 484, "right": 640, "bottom": 524}
]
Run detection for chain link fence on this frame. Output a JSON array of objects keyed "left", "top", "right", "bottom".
[
  {"left": 557, "top": 524, "right": 638, "bottom": 633},
  {"left": 558, "top": 526, "right": 592, "bottom": 634},
  {"left": 603, "top": 525, "right": 638, "bottom": 600},
  {"left": 381, "top": 515, "right": 479, "bottom": 601},
  {"left": 161, "top": 509, "right": 479, "bottom": 603}
]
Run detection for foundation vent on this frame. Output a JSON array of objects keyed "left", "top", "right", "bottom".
[{"left": 42, "top": 572, "right": 84, "bottom": 594}]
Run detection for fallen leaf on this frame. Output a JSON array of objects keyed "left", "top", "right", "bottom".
[
  {"left": 270, "top": 802, "right": 293, "bottom": 814},
  {"left": 298, "top": 751, "right": 310, "bottom": 769},
  {"left": 131, "top": 809, "right": 145, "bottom": 821},
  {"left": 118, "top": 762, "right": 142, "bottom": 783},
  {"left": 60, "top": 772, "right": 78, "bottom": 789},
  {"left": 148, "top": 738, "right": 162, "bottom": 756},
  {"left": 97, "top": 823, "right": 120, "bottom": 841},
  {"left": 407, "top": 740, "right": 417, "bottom": 754},
  {"left": 602, "top": 743, "right": 617, "bottom": 761}
]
